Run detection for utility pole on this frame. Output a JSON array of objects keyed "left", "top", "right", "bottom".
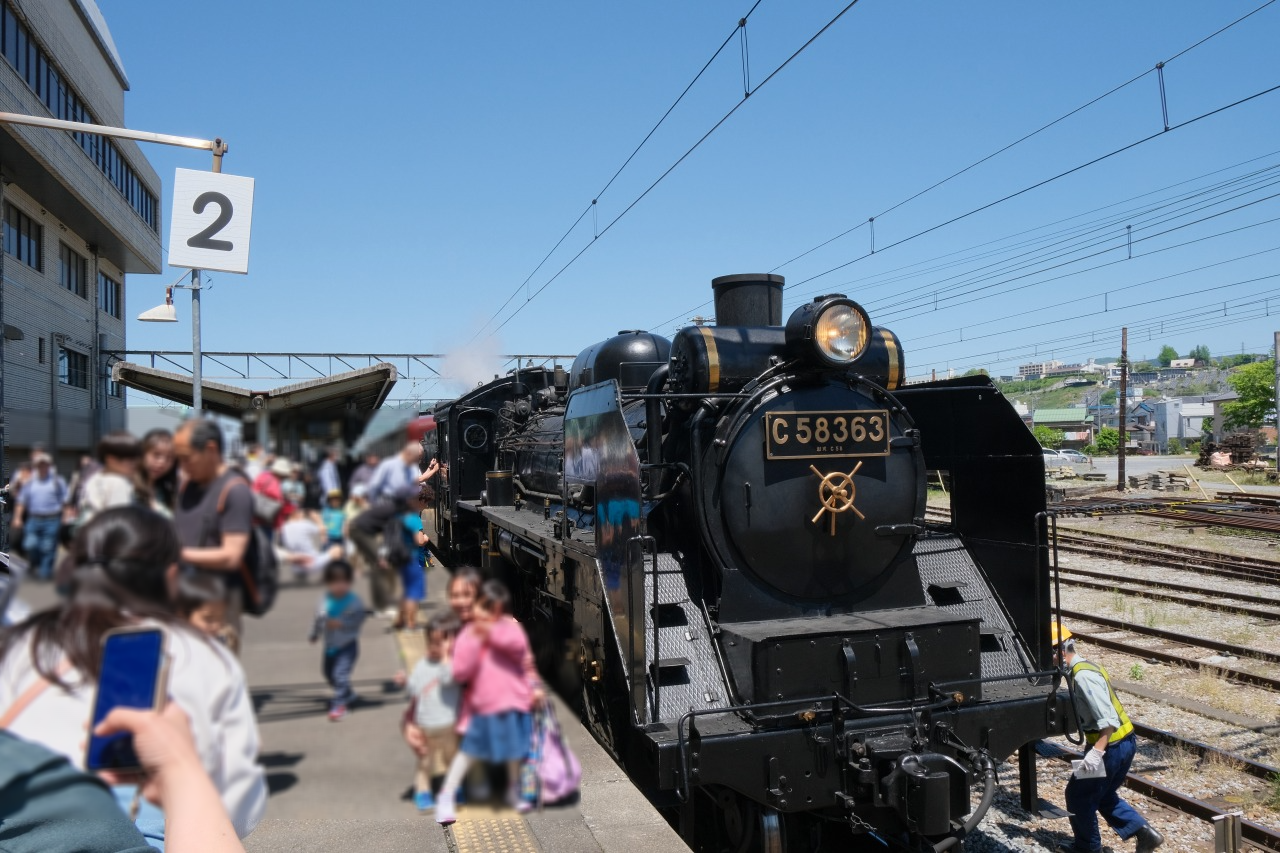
[{"left": 1118, "top": 327, "right": 1128, "bottom": 492}]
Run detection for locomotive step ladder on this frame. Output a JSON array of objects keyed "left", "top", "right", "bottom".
[{"left": 642, "top": 552, "right": 725, "bottom": 723}]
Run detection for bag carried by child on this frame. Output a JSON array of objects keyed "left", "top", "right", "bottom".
[{"left": 527, "top": 704, "right": 581, "bottom": 806}]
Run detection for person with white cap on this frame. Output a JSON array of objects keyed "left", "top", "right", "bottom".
[
  {"left": 1053, "top": 622, "right": 1163, "bottom": 853},
  {"left": 11, "top": 453, "right": 66, "bottom": 582}
]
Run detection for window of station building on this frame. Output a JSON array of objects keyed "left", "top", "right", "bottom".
[
  {"left": 98, "top": 271, "right": 122, "bottom": 318},
  {"left": 58, "top": 347, "right": 88, "bottom": 389},
  {"left": 3, "top": 202, "right": 41, "bottom": 270},
  {"left": 59, "top": 242, "right": 87, "bottom": 298},
  {"left": 0, "top": 3, "right": 159, "bottom": 233},
  {"left": 107, "top": 377, "right": 123, "bottom": 398}
]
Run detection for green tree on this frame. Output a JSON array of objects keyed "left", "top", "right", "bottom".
[
  {"left": 1157, "top": 345, "right": 1179, "bottom": 367},
  {"left": 1167, "top": 438, "right": 1183, "bottom": 454},
  {"left": 962, "top": 367, "right": 989, "bottom": 377},
  {"left": 1218, "top": 353, "right": 1259, "bottom": 368},
  {"left": 1222, "top": 360, "right": 1276, "bottom": 430},
  {"left": 1100, "top": 389, "right": 1118, "bottom": 405},
  {"left": 1032, "top": 425, "right": 1064, "bottom": 449},
  {"left": 1092, "top": 427, "right": 1120, "bottom": 455},
  {"left": 1188, "top": 344, "right": 1211, "bottom": 363}
]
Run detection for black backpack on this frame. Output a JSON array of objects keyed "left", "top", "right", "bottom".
[{"left": 215, "top": 476, "right": 279, "bottom": 617}]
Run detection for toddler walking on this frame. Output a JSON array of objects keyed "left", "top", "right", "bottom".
[
  {"left": 406, "top": 612, "right": 462, "bottom": 812},
  {"left": 308, "top": 560, "right": 366, "bottom": 721},
  {"left": 436, "top": 579, "right": 539, "bottom": 824}
]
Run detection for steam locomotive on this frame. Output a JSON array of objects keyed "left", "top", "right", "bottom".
[{"left": 427, "top": 274, "right": 1072, "bottom": 851}]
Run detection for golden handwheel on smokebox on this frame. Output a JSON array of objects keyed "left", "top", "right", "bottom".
[{"left": 810, "top": 462, "right": 865, "bottom": 536}]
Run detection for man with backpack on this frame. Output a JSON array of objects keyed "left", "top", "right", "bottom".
[{"left": 174, "top": 419, "right": 277, "bottom": 647}]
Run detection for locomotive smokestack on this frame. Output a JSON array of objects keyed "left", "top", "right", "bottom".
[{"left": 712, "top": 274, "right": 784, "bottom": 327}]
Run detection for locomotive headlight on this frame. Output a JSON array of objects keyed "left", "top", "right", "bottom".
[{"left": 786, "top": 295, "right": 872, "bottom": 367}]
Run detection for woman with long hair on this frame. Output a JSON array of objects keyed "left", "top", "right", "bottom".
[
  {"left": 0, "top": 505, "right": 266, "bottom": 843},
  {"left": 136, "top": 429, "right": 179, "bottom": 517}
]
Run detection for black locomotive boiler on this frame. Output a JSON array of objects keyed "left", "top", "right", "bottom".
[{"left": 428, "top": 274, "right": 1072, "bottom": 851}]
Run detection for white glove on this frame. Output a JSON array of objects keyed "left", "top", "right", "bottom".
[{"left": 1080, "top": 747, "right": 1105, "bottom": 775}]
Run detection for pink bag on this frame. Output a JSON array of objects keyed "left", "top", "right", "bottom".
[{"left": 535, "top": 704, "right": 582, "bottom": 805}]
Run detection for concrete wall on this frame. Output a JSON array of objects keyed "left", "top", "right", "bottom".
[{"left": 0, "top": 0, "right": 158, "bottom": 477}]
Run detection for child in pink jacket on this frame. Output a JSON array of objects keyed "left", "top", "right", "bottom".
[{"left": 435, "top": 579, "right": 539, "bottom": 824}]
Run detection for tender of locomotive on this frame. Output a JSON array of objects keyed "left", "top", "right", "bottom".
[{"left": 429, "top": 274, "right": 1072, "bottom": 851}]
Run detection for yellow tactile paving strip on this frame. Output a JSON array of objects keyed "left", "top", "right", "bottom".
[{"left": 448, "top": 806, "right": 541, "bottom": 852}]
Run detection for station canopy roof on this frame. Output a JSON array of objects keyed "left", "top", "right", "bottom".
[{"left": 110, "top": 361, "right": 398, "bottom": 418}]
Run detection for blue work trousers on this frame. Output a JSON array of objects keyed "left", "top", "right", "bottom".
[
  {"left": 21, "top": 515, "right": 60, "bottom": 580},
  {"left": 1065, "top": 733, "right": 1147, "bottom": 850},
  {"left": 323, "top": 641, "right": 359, "bottom": 709}
]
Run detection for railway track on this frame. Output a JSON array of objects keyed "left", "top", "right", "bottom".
[
  {"left": 1037, "top": 742, "right": 1280, "bottom": 851},
  {"left": 929, "top": 503, "right": 1280, "bottom": 583},
  {"left": 1131, "top": 722, "right": 1280, "bottom": 782},
  {"left": 1056, "top": 608, "right": 1280, "bottom": 666},
  {"left": 1057, "top": 570, "right": 1280, "bottom": 622},
  {"left": 1067, "top": 627, "right": 1280, "bottom": 692},
  {"left": 1053, "top": 530, "right": 1280, "bottom": 584}
]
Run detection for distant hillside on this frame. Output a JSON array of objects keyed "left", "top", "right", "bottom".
[{"left": 993, "top": 368, "right": 1235, "bottom": 410}]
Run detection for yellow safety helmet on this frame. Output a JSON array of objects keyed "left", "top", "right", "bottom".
[{"left": 1051, "top": 621, "right": 1073, "bottom": 647}]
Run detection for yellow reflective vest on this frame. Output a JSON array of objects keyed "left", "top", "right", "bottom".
[{"left": 1069, "top": 659, "right": 1134, "bottom": 745}]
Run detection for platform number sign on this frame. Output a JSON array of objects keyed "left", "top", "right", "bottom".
[{"left": 167, "top": 168, "right": 255, "bottom": 274}]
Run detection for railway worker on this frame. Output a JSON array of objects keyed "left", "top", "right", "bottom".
[{"left": 1054, "top": 622, "right": 1164, "bottom": 853}]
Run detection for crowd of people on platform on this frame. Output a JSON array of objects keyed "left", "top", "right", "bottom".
[{"left": 0, "top": 418, "right": 563, "bottom": 849}]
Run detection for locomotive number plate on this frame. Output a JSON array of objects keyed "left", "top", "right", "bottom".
[{"left": 765, "top": 410, "right": 891, "bottom": 460}]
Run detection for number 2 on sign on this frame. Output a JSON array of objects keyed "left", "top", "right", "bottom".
[{"left": 186, "top": 191, "right": 234, "bottom": 251}]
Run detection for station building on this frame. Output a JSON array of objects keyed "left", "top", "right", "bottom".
[{"left": 0, "top": 0, "right": 161, "bottom": 479}]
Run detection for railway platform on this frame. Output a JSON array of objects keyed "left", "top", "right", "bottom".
[
  {"left": 237, "top": 578, "right": 689, "bottom": 853},
  {"left": 15, "top": 572, "right": 688, "bottom": 852}
]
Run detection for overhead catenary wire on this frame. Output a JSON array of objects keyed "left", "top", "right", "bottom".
[
  {"left": 651, "top": 5, "right": 1280, "bottom": 333},
  {"left": 646, "top": 151, "right": 1280, "bottom": 334},
  {"left": 770, "top": 0, "right": 1278, "bottom": 276},
  {"left": 907, "top": 244, "right": 1280, "bottom": 346},
  {"left": 870, "top": 189, "right": 1280, "bottom": 321},
  {"left": 792, "top": 82, "right": 1280, "bottom": 292},
  {"left": 465, "top": 1, "right": 765, "bottom": 344},
  {"left": 814, "top": 161, "right": 1280, "bottom": 313},
  {"left": 908, "top": 291, "right": 1280, "bottom": 375},
  {"left": 486, "top": 0, "right": 867, "bottom": 338}
]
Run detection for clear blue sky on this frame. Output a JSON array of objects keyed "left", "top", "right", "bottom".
[{"left": 101, "top": 0, "right": 1280, "bottom": 398}]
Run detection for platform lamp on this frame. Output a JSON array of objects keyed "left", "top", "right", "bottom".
[{"left": 138, "top": 270, "right": 205, "bottom": 412}]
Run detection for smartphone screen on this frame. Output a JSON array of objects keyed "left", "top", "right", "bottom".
[{"left": 85, "top": 628, "right": 165, "bottom": 771}]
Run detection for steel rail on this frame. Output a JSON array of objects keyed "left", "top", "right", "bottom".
[
  {"left": 1130, "top": 722, "right": 1280, "bottom": 781},
  {"left": 1038, "top": 742, "right": 1280, "bottom": 851},
  {"left": 1056, "top": 608, "right": 1280, "bottom": 665},
  {"left": 1058, "top": 575, "right": 1280, "bottom": 622},
  {"left": 1058, "top": 564, "right": 1280, "bottom": 609},
  {"left": 1054, "top": 531, "right": 1280, "bottom": 582},
  {"left": 1069, "top": 629, "right": 1280, "bottom": 692}
]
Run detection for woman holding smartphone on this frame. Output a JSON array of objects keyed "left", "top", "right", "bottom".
[{"left": 0, "top": 505, "right": 266, "bottom": 845}]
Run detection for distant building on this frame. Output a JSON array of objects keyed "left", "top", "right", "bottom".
[
  {"left": 1169, "top": 358, "right": 1196, "bottom": 369},
  {"left": 1017, "top": 360, "right": 1086, "bottom": 380},
  {"left": 0, "top": 0, "right": 161, "bottom": 478},
  {"left": 1028, "top": 408, "right": 1094, "bottom": 446},
  {"left": 1152, "top": 397, "right": 1213, "bottom": 452}
]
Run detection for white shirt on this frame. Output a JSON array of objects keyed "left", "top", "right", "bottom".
[
  {"left": 78, "top": 472, "right": 137, "bottom": 523},
  {"left": 0, "top": 623, "right": 267, "bottom": 837},
  {"left": 1069, "top": 659, "right": 1122, "bottom": 733},
  {"left": 406, "top": 656, "right": 459, "bottom": 729}
]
